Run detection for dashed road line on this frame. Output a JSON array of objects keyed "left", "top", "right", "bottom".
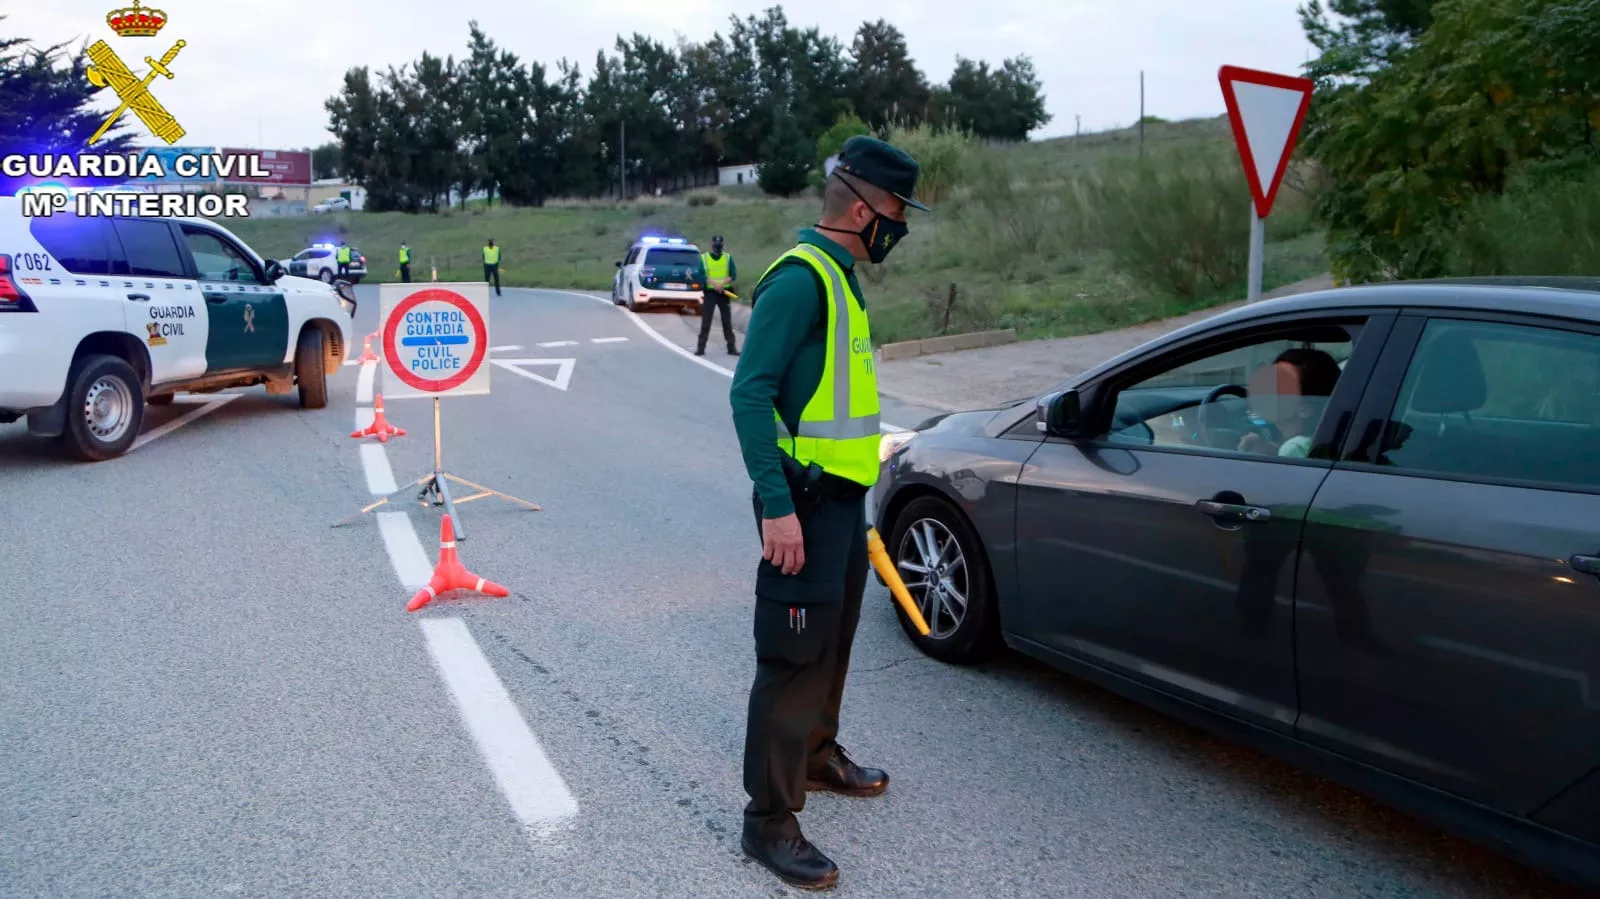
[
  {"left": 490, "top": 345, "right": 524, "bottom": 352},
  {"left": 360, "top": 443, "right": 397, "bottom": 495},
  {"left": 590, "top": 337, "right": 628, "bottom": 344},
  {"left": 554, "top": 290, "right": 909, "bottom": 433},
  {"left": 418, "top": 618, "right": 581, "bottom": 832},
  {"left": 375, "top": 511, "right": 432, "bottom": 588},
  {"left": 356, "top": 360, "right": 376, "bottom": 405},
  {"left": 537, "top": 340, "right": 578, "bottom": 348}
]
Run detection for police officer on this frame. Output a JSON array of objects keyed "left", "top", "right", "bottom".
[
  {"left": 336, "top": 241, "right": 353, "bottom": 279},
  {"left": 696, "top": 234, "right": 739, "bottom": 357},
  {"left": 483, "top": 238, "right": 502, "bottom": 296},
  {"left": 728, "top": 135, "right": 928, "bottom": 891},
  {"left": 399, "top": 242, "right": 412, "bottom": 283}
]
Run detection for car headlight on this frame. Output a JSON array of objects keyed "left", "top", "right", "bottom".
[{"left": 879, "top": 430, "right": 916, "bottom": 462}]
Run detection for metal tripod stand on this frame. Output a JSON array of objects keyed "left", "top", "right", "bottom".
[{"left": 333, "top": 396, "right": 539, "bottom": 540}]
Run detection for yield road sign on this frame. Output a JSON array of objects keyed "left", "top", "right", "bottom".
[
  {"left": 491, "top": 359, "right": 575, "bottom": 392},
  {"left": 1218, "top": 65, "right": 1315, "bottom": 219},
  {"left": 380, "top": 283, "right": 491, "bottom": 398}
]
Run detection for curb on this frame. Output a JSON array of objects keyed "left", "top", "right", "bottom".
[{"left": 877, "top": 329, "right": 1018, "bottom": 361}]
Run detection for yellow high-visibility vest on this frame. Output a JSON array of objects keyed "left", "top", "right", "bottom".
[
  {"left": 757, "top": 244, "right": 880, "bottom": 487},
  {"left": 702, "top": 252, "right": 731, "bottom": 283},
  {"left": 483, "top": 245, "right": 500, "bottom": 265},
  {"left": 399, "top": 247, "right": 411, "bottom": 264},
  {"left": 337, "top": 246, "right": 351, "bottom": 263}
]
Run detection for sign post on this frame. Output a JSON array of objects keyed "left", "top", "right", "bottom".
[
  {"left": 1218, "top": 65, "right": 1315, "bottom": 303},
  {"left": 334, "top": 282, "right": 539, "bottom": 540}
]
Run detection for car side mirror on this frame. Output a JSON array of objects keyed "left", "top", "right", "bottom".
[
  {"left": 1037, "top": 388, "right": 1089, "bottom": 438},
  {"left": 615, "top": 260, "right": 622, "bottom": 268},
  {"left": 263, "top": 259, "right": 285, "bottom": 282}
]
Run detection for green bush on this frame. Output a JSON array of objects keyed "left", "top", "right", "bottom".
[
  {"left": 1081, "top": 147, "right": 1251, "bottom": 299},
  {"left": 1443, "top": 161, "right": 1600, "bottom": 275},
  {"left": 686, "top": 191, "right": 718, "bottom": 207},
  {"left": 816, "top": 113, "right": 872, "bottom": 167},
  {"left": 885, "top": 123, "right": 978, "bottom": 205}
]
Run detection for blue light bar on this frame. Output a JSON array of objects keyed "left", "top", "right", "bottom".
[{"left": 640, "top": 236, "right": 662, "bottom": 244}]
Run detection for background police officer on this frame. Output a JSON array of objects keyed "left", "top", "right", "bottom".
[
  {"left": 696, "top": 234, "right": 739, "bottom": 357},
  {"left": 483, "top": 238, "right": 502, "bottom": 296},
  {"left": 728, "top": 135, "right": 927, "bottom": 891},
  {"left": 336, "top": 241, "right": 353, "bottom": 279},
  {"left": 398, "top": 241, "right": 412, "bottom": 283}
]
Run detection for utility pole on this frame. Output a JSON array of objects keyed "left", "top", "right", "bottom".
[
  {"left": 619, "top": 120, "right": 626, "bottom": 201},
  {"left": 1139, "top": 71, "right": 1145, "bottom": 159},
  {"left": 1075, "top": 114, "right": 1081, "bottom": 137}
]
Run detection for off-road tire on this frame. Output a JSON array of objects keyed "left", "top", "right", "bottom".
[
  {"left": 60, "top": 354, "right": 145, "bottom": 462},
  {"left": 295, "top": 327, "right": 328, "bottom": 409}
]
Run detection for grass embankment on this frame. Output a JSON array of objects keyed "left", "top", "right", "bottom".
[{"left": 227, "top": 116, "right": 1330, "bottom": 345}]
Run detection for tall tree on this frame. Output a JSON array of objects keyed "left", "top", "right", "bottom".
[
  {"left": 310, "top": 141, "right": 339, "bottom": 179},
  {"left": 847, "top": 20, "right": 929, "bottom": 130}
]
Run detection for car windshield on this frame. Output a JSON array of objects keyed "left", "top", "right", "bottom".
[{"left": 644, "top": 249, "right": 700, "bottom": 267}]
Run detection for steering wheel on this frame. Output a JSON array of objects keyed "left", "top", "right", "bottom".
[{"left": 1195, "top": 384, "right": 1249, "bottom": 447}]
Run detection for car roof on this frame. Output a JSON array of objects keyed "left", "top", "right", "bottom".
[
  {"left": 1070, "top": 278, "right": 1600, "bottom": 388},
  {"left": 633, "top": 239, "right": 700, "bottom": 250}
]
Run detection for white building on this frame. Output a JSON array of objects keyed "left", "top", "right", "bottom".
[{"left": 718, "top": 163, "right": 759, "bottom": 187}]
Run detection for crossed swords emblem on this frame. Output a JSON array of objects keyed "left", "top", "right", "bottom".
[
  {"left": 85, "top": 39, "right": 187, "bottom": 145},
  {"left": 243, "top": 304, "right": 255, "bottom": 333}
]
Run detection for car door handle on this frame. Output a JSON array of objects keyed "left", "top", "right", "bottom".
[
  {"left": 1570, "top": 555, "right": 1600, "bottom": 576},
  {"left": 126, "top": 293, "right": 149, "bottom": 302},
  {"left": 1196, "top": 500, "right": 1271, "bottom": 522},
  {"left": 205, "top": 295, "right": 227, "bottom": 304}
]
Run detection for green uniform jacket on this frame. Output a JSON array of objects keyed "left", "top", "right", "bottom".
[{"left": 729, "top": 228, "right": 866, "bottom": 519}]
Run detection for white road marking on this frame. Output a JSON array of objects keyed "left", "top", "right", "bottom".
[
  {"left": 354, "top": 405, "right": 373, "bottom": 432},
  {"left": 356, "top": 360, "right": 376, "bottom": 405},
  {"left": 590, "top": 337, "right": 628, "bottom": 344},
  {"left": 418, "top": 617, "right": 580, "bottom": 831},
  {"left": 492, "top": 358, "right": 574, "bottom": 392},
  {"left": 360, "top": 444, "right": 398, "bottom": 495},
  {"left": 131, "top": 395, "right": 238, "bottom": 452},
  {"left": 555, "top": 289, "right": 909, "bottom": 432},
  {"left": 491, "top": 345, "right": 524, "bottom": 352},
  {"left": 376, "top": 511, "right": 433, "bottom": 588},
  {"left": 536, "top": 340, "right": 578, "bottom": 348}
]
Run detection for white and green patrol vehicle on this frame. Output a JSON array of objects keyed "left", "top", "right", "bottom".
[
  {"left": 611, "top": 235, "right": 704, "bottom": 313},
  {"left": 0, "top": 197, "right": 357, "bottom": 461}
]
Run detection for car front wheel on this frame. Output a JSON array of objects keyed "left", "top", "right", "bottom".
[
  {"left": 295, "top": 327, "right": 328, "bottom": 409},
  {"left": 60, "top": 354, "right": 145, "bottom": 461},
  {"left": 319, "top": 268, "right": 333, "bottom": 283},
  {"left": 886, "top": 495, "right": 1003, "bottom": 664}
]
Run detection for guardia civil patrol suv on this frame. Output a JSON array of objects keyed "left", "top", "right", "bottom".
[
  {"left": 611, "top": 235, "right": 704, "bottom": 313},
  {"left": 288, "top": 243, "right": 367, "bottom": 284},
  {"left": 0, "top": 197, "right": 357, "bottom": 461}
]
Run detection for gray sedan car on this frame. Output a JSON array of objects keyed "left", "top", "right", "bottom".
[{"left": 872, "top": 277, "right": 1600, "bottom": 888}]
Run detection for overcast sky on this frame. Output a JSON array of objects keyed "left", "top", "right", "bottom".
[{"left": 11, "top": 1, "right": 1316, "bottom": 151}]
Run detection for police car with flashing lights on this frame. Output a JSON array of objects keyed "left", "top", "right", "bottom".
[
  {"left": 0, "top": 196, "right": 358, "bottom": 461},
  {"left": 612, "top": 235, "right": 704, "bottom": 313},
  {"left": 288, "top": 242, "right": 367, "bottom": 284}
]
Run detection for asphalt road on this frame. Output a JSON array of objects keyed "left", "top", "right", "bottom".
[{"left": 0, "top": 286, "right": 1588, "bottom": 898}]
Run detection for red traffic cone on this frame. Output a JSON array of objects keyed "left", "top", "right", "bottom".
[
  {"left": 351, "top": 393, "right": 406, "bottom": 442},
  {"left": 408, "top": 515, "right": 509, "bottom": 612},
  {"left": 358, "top": 333, "right": 379, "bottom": 363}
]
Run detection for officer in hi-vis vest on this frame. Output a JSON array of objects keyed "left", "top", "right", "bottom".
[
  {"left": 482, "top": 239, "right": 502, "bottom": 296},
  {"left": 398, "top": 242, "right": 412, "bottom": 283},
  {"left": 728, "top": 136, "right": 928, "bottom": 891},
  {"left": 696, "top": 234, "right": 739, "bottom": 357},
  {"left": 336, "top": 242, "right": 353, "bottom": 279}
]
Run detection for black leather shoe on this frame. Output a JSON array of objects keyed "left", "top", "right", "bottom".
[
  {"left": 727, "top": 346, "right": 740, "bottom": 356},
  {"left": 693, "top": 348, "right": 706, "bottom": 356},
  {"left": 741, "top": 832, "right": 839, "bottom": 890},
  {"left": 807, "top": 745, "right": 888, "bottom": 797}
]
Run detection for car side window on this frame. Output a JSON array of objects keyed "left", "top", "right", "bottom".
[
  {"left": 111, "top": 219, "right": 187, "bottom": 278},
  {"left": 1377, "top": 319, "right": 1600, "bottom": 488},
  {"left": 625, "top": 247, "right": 640, "bottom": 265},
  {"left": 28, "top": 213, "right": 124, "bottom": 276},
  {"left": 1103, "top": 323, "right": 1361, "bottom": 460},
  {"left": 181, "top": 228, "right": 259, "bottom": 282}
]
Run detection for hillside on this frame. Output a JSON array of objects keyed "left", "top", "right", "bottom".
[{"left": 227, "top": 117, "right": 1328, "bottom": 345}]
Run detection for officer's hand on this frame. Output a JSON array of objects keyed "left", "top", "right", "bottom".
[{"left": 762, "top": 513, "right": 805, "bottom": 575}]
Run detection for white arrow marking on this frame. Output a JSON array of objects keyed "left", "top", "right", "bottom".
[{"left": 491, "top": 358, "right": 575, "bottom": 392}]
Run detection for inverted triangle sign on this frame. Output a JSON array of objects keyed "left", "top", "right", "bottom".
[
  {"left": 491, "top": 358, "right": 574, "bottom": 391},
  {"left": 1219, "top": 65, "right": 1314, "bottom": 219}
]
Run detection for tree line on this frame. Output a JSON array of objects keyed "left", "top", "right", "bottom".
[{"left": 321, "top": 6, "right": 1049, "bottom": 212}]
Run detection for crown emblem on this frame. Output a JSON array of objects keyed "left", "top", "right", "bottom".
[{"left": 107, "top": 1, "right": 167, "bottom": 37}]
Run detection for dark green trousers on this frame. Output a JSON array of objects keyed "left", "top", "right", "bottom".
[{"left": 743, "top": 487, "right": 868, "bottom": 840}]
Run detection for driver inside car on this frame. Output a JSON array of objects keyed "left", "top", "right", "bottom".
[{"left": 1237, "top": 347, "right": 1343, "bottom": 458}]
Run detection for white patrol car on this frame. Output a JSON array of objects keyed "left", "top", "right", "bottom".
[
  {"left": 611, "top": 236, "right": 704, "bottom": 313},
  {"left": 288, "top": 243, "right": 368, "bottom": 284},
  {"left": 0, "top": 197, "right": 357, "bottom": 461}
]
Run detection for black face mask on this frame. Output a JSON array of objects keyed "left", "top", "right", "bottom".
[{"left": 818, "top": 176, "right": 908, "bottom": 264}]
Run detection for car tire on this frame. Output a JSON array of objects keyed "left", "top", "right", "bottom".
[
  {"left": 319, "top": 268, "right": 333, "bottom": 283},
  {"left": 886, "top": 495, "right": 1003, "bottom": 664},
  {"left": 147, "top": 393, "right": 174, "bottom": 406},
  {"left": 60, "top": 354, "right": 144, "bottom": 462},
  {"left": 295, "top": 327, "right": 328, "bottom": 409}
]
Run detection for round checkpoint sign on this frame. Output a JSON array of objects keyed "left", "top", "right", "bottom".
[{"left": 381, "top": 288, "right": 488, "bottom": 393}]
